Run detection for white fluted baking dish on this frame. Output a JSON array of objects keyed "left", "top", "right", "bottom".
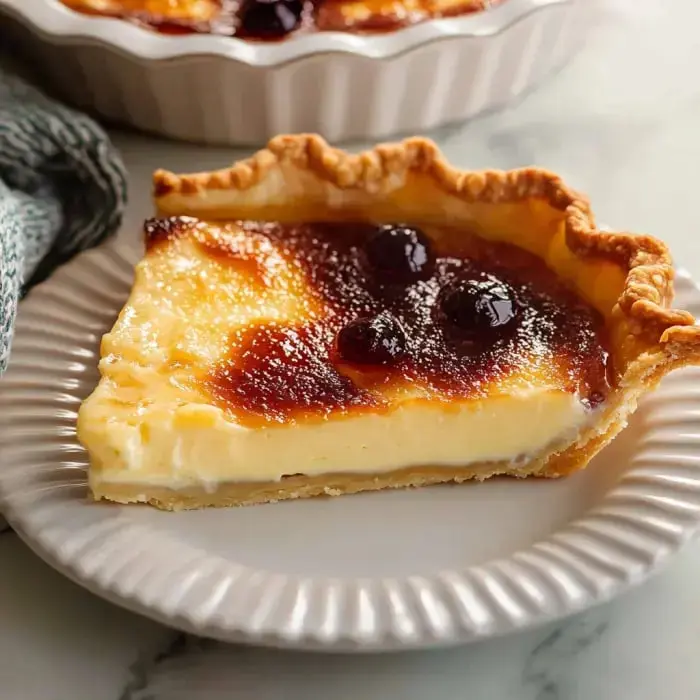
[{"left": 0, "top": 0, "right": 600, "bottom": 145}]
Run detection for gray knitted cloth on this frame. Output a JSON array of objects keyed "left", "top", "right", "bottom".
[{"left": 0, "top": 63, "right": 127, "bottom": 377}]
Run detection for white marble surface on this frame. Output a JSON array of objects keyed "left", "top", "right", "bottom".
[{"left": 4, "top": 0, "right": 700, "bottom": 697}]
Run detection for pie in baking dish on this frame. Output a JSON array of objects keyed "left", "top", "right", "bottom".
[
  {"left": 59, "top": 0, "right": 501, "bottom": 40},
  {"left": 77, "top": 135, "right": 700, "bottom": 510}
]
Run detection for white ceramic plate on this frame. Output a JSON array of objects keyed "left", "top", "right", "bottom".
[{"left": 1, "top": 241, "right": 700, "bottom": 652}]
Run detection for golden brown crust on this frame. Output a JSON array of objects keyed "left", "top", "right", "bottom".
[
  {"left": 153, "top": 134, "right": 700, "bottom": 363},
  {"left": 155, "top": 134, "right": 574, "bottom": 201}
]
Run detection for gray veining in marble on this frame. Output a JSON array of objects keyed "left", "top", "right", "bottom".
[
  {"left": 523, "top": 614, "right": 609, "bottom": 700},
  {"left": 118, "top": 634, "right": 186, "bottom": 700}
]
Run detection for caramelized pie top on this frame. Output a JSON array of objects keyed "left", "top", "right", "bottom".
[
  {"left": 144, "top": 216, "right": 611, "bottom": 427},
  {"left": 59, "top": 0, "right": 500, "bottom": 41},
  {"left": 152, "top": 134, "right": 700, "bottom": 378}
]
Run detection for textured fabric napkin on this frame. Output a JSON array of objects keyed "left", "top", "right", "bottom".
[
  {"left": 0, "top": 58, "right": 127, "bottom": 377},
  {"left": 0, "top": 59, "right": 127, "bottom": 530}
]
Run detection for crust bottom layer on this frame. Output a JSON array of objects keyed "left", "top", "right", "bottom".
[{"left": 90, "top": 463, "right": 548, "bottom": 511}]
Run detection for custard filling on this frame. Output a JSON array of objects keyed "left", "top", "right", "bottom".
[{"left": 79, "top": 217, "right": 612, "bottom": 492}]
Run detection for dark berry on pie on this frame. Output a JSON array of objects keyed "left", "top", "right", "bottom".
[
  {"left": 336, "top": 312, "right": 407, "bottom": 365},
  {"left": 365, "top": 224, "right": 432, "bottom": 281},
  {"left": 239, "top": 0, "right": 303, "bottom": 37},
  {"left": 436, "top": 276, "right": 517, "bottom": 339}
]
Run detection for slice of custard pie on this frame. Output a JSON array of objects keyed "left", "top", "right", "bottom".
[{"left": 77, "top": 135, "right": 700, "bottom": 510}]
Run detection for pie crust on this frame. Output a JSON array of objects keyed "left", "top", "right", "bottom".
[{"left": 83, "top": 135, "right": 700, "bottom": 510}]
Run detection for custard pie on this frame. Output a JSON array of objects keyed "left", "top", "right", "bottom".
[
  {"left": 59, "top": 0, "right": 500, "bottom": 40},
  {"left": 77, "top": 135, "right": 700, "bottom": 510}
]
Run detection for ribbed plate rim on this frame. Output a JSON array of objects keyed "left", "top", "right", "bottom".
[{"left": 1, "top": 239, "right": 700, "bottom": 652}]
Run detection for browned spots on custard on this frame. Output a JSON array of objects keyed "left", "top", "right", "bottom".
[
  {"left": 144, "top": 217, "right": 281, "bottom": 290},
  {"left": 313, "top": 0, "right": 487, "bottom": 33},
  {"left": 314, "top": 0, "right": 428, "bottom": 33},
  {"left": 212, "top": 322, "right": 382, "bottom": 424},
  {"left": 194, "top": 221, "right": 613, "bottom": 427},
  {"left": 60, "top": 0, "right": 236, "bottom": 35},
  {"left": 144, "top": 216, "right": 198, "bottom": 249}
]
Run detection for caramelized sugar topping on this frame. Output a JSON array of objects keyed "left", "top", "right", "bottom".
[
  {"left": 60, "top": 0, "right": 498, "bottom": 40},
  {"left": 145, "top": 217, "right": 612, "bottom": 427}
]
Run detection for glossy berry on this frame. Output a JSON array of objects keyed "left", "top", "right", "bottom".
[
  {"left": 436, "top": 276, "right": 517, "bottom": 339},
  {"left": 365, "top": 224, "right": 432, "bottom": 281},
  {"left": 583, "top": 389, "right": 606, "bottom": 410},
  {"left": 239, "top": 0, "right": 303, "bottom": 37},
  {"left": 336, "top": 312, "right": 407, "bottom": 365}
]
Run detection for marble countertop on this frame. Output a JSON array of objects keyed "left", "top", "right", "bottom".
[{"left": 4, "top": 0, "right": 700, "bottom": 697}]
